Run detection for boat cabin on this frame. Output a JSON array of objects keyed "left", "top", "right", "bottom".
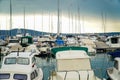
[
  {"left": 20, "top": 36, "right": 33, "bottom": 47},
  {"left": 0, "top": 51, "right": 43, "bottom": 80},
  {"left": 49, "top": 46, "right": 100, "bottom": 80},
  {"left": 106, "top": 36, "right": 120, "bottom": 48}
]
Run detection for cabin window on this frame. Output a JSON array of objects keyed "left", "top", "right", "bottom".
[
  {"left": 0, "top": 73, "right": 10, "bottom": 79},
  {"left": 17, "top": 57, "right": 29, "bottom": 65},
  {"left": 31, "top": 70, "right": 38, "bottom": 80},
  {"left": 34, "top": 70, "right": 38, "bottom": 77},
  {"left": 9, "top": 40, "right": 19, "bottom": 43},
  {"left": 22, "top": 38, "right": 28, "bottom": 44},
  {"left": 4, "top": 57, "right": 16, "bottom": 64},
  {"left": 14, "top": 74, "right": 27, "bottom": 80},
  {"left": 114, "top": 60, "right": 119, "bottom": 70},
  {"left": 32, "top": 57, "right": 36, "bottom": 63},
  {"left": 111, "top": 38, "right": 118, "bottom": 44},
  {"left": 31, "top": 72, "right": 35, "bottom": 80}
]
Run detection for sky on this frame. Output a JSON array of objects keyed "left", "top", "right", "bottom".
[{"left": 0, "top": 0, "right": 120, "bottom": 33}]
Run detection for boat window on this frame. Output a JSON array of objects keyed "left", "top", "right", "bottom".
[
  {"left": 4, "top": 57, "right": 16, "bottom": 64},
  {"left": 32, "top": 57, "right": 36, "bottom": 63},
  {"left": 9, "top": 40, "right": 19, "bottom": 43},
  {"left": 31, "top": 72, "right": 35, "bottom": 80},
  {"left": 22, "top": 38, "right": 28, "bottom": 44},
  {"left": 31, "top": 70, "right": 38, "bottom": 80},
  {"left": 114, "top": 60, "right": 118, "bottom": 70},
  {"left": 111, "top": 37, "right": 118, "bottom": 44},
  {"left": 14, "top": 74, "right": 27, "bottom": 80},
  {"left": 34, "top": 70, "right": 38, "bottom": 77},
  {"left": 0, "top": 73, "right": 10, "bottom": 79},
  {"left": 17, "top": 57, "right": 29, "bottom": 65}
]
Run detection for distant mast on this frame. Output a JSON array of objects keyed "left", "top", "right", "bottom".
[
  {"left": 77, "top": 2, "right": 81, "bottom": 34},
  {"left": 101, "top": 12, "right": 106, "bottom": 34},
  {"left": 23, "top": 7, "right": 26, "bottom": 36},
  {"left": 10, "top": 0, "right": 12, "bottom": 36},
  {"left": 57, "top": 0, "right": 60, "bottom": 35},
  {"left": 42, "top": 10, "right": 43, "bottom": 35},
  {"left": 34, "top": 13, "right": 35, "bottom": 37}
]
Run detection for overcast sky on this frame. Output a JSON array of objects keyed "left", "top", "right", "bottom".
[{"left": 0, "top": 0, "right": 120, "bottom": 33}]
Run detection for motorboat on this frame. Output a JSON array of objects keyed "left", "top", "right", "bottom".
[
  {"left": 0, "top": 46, "right": 9, "bottom": 56},
  {"left": 49, "top": 46, "right": 101, "bottom": 80},
  {"left": 0, "top": 51, "right": 43, "bottom": 80},
  {"left": 66, "top": 35, "right": 79, "bottom": 46},
  {"left": 107, "top": 57, "right": 120, "bottom": 80},
  {"left": 7, "top": 38, "right": 24, "bottom": 52},
  {"left": 7, "top": 38, "right": 19, "bottom": 47},
  {"left": 105, "top": 36, "right": 120, "bottom": 48},
  {"left": 25, "top": 44, "right": 40, "bottom": 55},
  {"left": 80, "top": 38, "right": 96, "bottom": 55},
  {"left": 0, "top": 39, "right": 8, "bottom": 46}
]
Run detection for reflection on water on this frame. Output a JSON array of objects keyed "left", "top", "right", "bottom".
[{"left": 0, "top": 53, "right": 114, "bottom": 80}]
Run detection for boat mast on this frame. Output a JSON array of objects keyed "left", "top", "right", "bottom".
[
  {"left": 57, "top": 0, "right": 60, "bottom": 35},
  {"left": 51, "top": 13, "right": 53, "bottom": 33},
  {"left": 10, "top": 0, "right": 12, "bottom": 36},
  {"left": 23, "top": 7, "right": 26, "bottom": 36},
  {"left": 101, "top": 11, "right": 106, "bottom": 34},
  {"left": 77, "top": 2, "right": 81, "bottom": 34},
  {"left": 41, "top": 10, "right": 43, "bottom": 35},
  {"left": 34, "top": 13, "right": 35, "bottom": 37},
  {"left": 49, "top": 11, "right": 50, "bottom": 34},
  {"left": 68, "top": 8, "right": 70, "bottom": 33}
]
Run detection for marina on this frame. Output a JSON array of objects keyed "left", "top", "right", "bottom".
[
  {"left": 0, "top": 0, "right": 120, "bottom": 80},
  {"left": 0, "top": 52, "right": 114, "bottom": 80}
]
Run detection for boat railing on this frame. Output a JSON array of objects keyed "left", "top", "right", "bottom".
[
  {"left": 49, "top": 69, "right": 100, "bottom": 80},
  {"left": 63, "top": 71, "right": 81, "bottom": 80}
]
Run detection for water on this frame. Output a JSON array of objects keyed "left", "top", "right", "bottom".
[{"left": 0, "top": 53, "right": 114, "bottom": 80}]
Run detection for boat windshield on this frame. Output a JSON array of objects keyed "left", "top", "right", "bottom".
[
  {"left": 111, "top": 37, "right": 118, "bottom": 44},
  {"left": 0, "top": 73, "right": 10, "bottom": 79},
  {"left": 4, "top": 57, "right": 29, "bottom": 65},
  {"left": 17, "top": 57, "right": 29, "bottom": 65},
  {"left": 13, "top": 74, "right": 27, "bottom": 80},
  {"left": 9, "top": 40, "right": 19, "bottom": 43},
  {"left": 22, "top": 38, "right": 29, "bottom": 44},
  {"left": 4, "top": 57, "right": 16, "bottom": 64}
]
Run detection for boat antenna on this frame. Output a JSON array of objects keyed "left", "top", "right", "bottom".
[{"left": 17, "top": 48, "right": 19, "bottom": 56}]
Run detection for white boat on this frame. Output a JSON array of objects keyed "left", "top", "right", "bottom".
[
  {"left": 0, "top": 46, "right": 9, "bottom": 56},
  {"left": 105, "top": 36, "right": 120, "bottom": 48},
  {"left": 7, "top": 38, "right": 24, "bottom": 52},
  {"left": 39, "top": 42, "right": 51, "bottom": 54},
  {"left": 66, "top": 36, "right": 79, "bottom": 46},
  {"left": 0, "top": 39, "right": 7, "bottom": 46},
  {"left": 25, "top": 44, "right": 40, "bottom": 55},
  {"left": 49, "top": 46, "right": 101, "bottom": 80},
  {"left": 107, "top": 57, "right": 120, "bottom": 80},
  {"left": 80, "top": 38, "right": 96, "bottom": 55},
  {"left": 0, "top": 51, "right": 43, "bottom": 80}
]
